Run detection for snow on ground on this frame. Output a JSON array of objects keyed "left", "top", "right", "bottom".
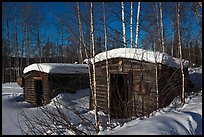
[
  {"left": 2, "top": 67, "right": 202, "bottom": 135},
  {"left": 2, "top": 83, "right": 27, "bottom": 135},
  {"left": 99, "top": 91, "right": 202, "bottom": 135}
]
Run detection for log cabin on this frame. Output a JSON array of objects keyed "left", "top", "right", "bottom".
[
  {"left": 86, "top": 48, "right": 190, "bottom": 119},
  {"left": 19, "top": 63, "right": 89, "bottom": 106}
]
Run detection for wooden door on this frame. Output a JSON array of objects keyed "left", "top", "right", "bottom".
[
  {"left": 34, "top": 79, "right": 43, "bottom": 106},
  {"left": 110, "top": 74, "right": 129, "bottom": 119}
]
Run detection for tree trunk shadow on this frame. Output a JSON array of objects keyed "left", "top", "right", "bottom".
[{"left": 183, "top": 111, "right": 202, "bottom": 135}]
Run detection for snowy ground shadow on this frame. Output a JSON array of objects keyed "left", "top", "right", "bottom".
[
  {"left": 7, "top": 94, "right": 24, "bottom": 102},
  {"left": 15, "top": 101, "right": 37, "bottom": 109},
  {"left": 2, "top": 93, "right": 35, "bottom": 109},
  {"left": 183, "top": 111, "right": 202, "bottom": 135}
]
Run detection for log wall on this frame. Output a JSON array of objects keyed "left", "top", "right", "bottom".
[{"left": 23, "top": 71, "right": 49, "bottom": 106}]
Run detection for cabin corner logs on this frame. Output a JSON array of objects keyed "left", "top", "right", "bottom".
[
  {"left": 89, "top": 58, "right": 190, "bottom": 119},
  {"left": 21, "top": 70, "right": 89, "bottom": 106}
]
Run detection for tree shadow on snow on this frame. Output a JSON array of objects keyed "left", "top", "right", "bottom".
[
  {"left": 183, "top": 111, "right": 202, "bottom": 135},
  {"left": 7, "top": 94, "right": 24, "bottom": 102}
]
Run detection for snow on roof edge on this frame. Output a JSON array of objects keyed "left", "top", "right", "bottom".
[
  {"left": 23, "top": 63, "right": 89, "bottom": 74},
  {"left": 84, "top": 48, "right": 189, "bottom": 69}
]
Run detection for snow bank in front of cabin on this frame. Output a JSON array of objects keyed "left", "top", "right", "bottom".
[
  {"left": 99, "top": 90, "right": 202, "bottom": 135},
  {"left": 23, "top": 63, "right": 89, "bottom": 74},
  {"left": 86, "top": 48, "right": 189, "bottom": 69}
]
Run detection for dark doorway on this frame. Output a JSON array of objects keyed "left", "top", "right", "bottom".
[
  {"left": 110, "top": 74, "right": 129, "bottom": 119},
  {"left": 34, "top": 79, "right": 43, "bottom": 106}
]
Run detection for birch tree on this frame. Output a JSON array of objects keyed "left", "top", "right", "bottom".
[
  {"left": 24, "top": 3, "right": 31, "bottom": 66},
  {"left": 153, "top": 39, "right": 159, "bottom": 109},
  {"left": 20, "top": 14, "right": 26, "bottom": 75},
  {"left": 171, "top": 20, "right": 175, "bottom": 57},
  {"left": 176, "top": 2, "right": 185, "bottom": 104},
  {"left": 159, "top": 2, "right": 165, "bottom": 53},
  {"left": 154, "top": 2, "right": 161, "bottom": 52},
  {"left": 102, "top": 2, "right": 111, "bottom": 125},
  {"left": 13, "top": 3, "right": 20, "bottom": 78},
  {"left": 130, "top": 2, "right": 133, "bottom": 48},
  {"left": 135, "top": 2, "right": 141, "bottom": 48},
  {"left": 121, "top": 2, "right": 127, "bottom": 48},
  {"left": 36, "top": 11, "right": 42, "bottom": 63},
  {"left": 76, "top": 2, "right": 94, "bottom": 114},
  {"left": 2, "top": 4, "right": 10, "bottom": 83},
  {"left": 5, "top": 4, "right": 12, "bottom": 82},
  {"left": 90, "top": 2, "right": 99, "bottom": 133},
  {"left": 77, "top": 2, "right": 83, "bottom": 64}
]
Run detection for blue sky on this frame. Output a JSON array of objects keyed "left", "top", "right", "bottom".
[{"left": 2, "top": 2, "right": 202, "bottom": 50}]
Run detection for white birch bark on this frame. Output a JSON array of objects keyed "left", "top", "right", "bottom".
[
  {"left": 77, "top": 3, "right": 93, "bottom": 111},
  {"left": 130, "top": 2, "right": 133, "bottom": 48},
  {"left": 77, "top": 2, "right": 83, "bottom": 64},
  {"left": 90, "top": 2, "right": 99, "bottom": 133},
  {"left": 155, "top": 2, "right": 161, "bottom": 51},
  {"left": 159, "top": 2, "right": 165, "bottom": 53},
  {"left": 20, "top": 20, "right": 26, "bottom": 75},
  {"left": 176, "top": 2, "right": 185, "bottom": 104},
  {"left": 171, "top": 21, "right": 174, "bottom": 57},
  {"left": 25, "top": 4, "right": 31, "bottom": 66},
  {"left": 155, "top": 63, "right": 159, "bottom": 109},
  {"left": 135, "top": 2, "right": 141, "bottom": 48},
  {"left": 153, "top": 41, "right": 159, "bottom": 109},
  {"left": 5, "top": 4, "right": 12, "bottom": 82},
  {"left": 36, "top": 20, "right": 41, "bottom": 63},
  {"left": 102, "top": 2, "right": 111, "bottom": 125},
  {"left": 14, "top": 4, "right": 19, "bottom": 78},
  {"left": 121, "top": 2, "right": 127, "bottom": 48}
]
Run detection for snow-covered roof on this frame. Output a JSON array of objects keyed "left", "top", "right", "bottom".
[
  {"left": 23, "top": 63, "right": 89, "bottom": 74},
  {"left": 84, "top": 48, "right": 189, "bottom": 69}
]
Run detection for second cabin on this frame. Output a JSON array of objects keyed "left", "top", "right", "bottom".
[
  {"left": 19, "top": 63, "right": 90, "bottom": 106},
  {"left": 87, "top": 48, "right": 190, "bottom": 119}
]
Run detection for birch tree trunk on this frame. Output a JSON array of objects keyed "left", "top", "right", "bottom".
[
  {"left": 20, "top": 20, "right": 26, "bottom": 76},
  {"left": 176, "top": 2, "right": 185, "bottom": 104},
  {"left": 159, "top": 2, "right": 165, "bottom": 53},
  {"left": 130, "top": 2, "right": 133, "bottom": 48},
  {"left": 153, "top": 40, "right": 159, "bottom": 109},
  {"left": 121, "top": 2, "right": 127, "bottom": 48},
  {"left": 36, "top": 15, "right": 41, "bottom": 63},
  {"left": 77, "top": 2, "right": 93, "bottom": 114},
  {"left": 5, "top": 4, "right": 12, "bottom": 82},
  {"left": 77, "top": 2, "right": 83, "bottom": 64},
  {"left": 155, "top": 62, "right": 159, "bottom": 109},
  {"left": 155, "top": 2, "right": 161, "bottom": 51},
  {"left": 102, "top": 2, "right": 111, "bottom": 125},
  {"left": 61, "top": 29, "right": 65, "bottom": 63},
  {"left": 14, "top": 4, "right": 19, "bottom": 79},
  {"left": 135, "top": 2, "right": 141, "bottom": 48},
  {"left": 171, "top": 20, "right": 174, "bottom": 57},
  {"left": 37, "top": 27, "right": 41, "bottom": 63},
  {"left": 25, "top": 4, "right": 30, "bottom": 66},
  {"left": 90, "top": 2, "right": 99, "bottom": 133}
]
